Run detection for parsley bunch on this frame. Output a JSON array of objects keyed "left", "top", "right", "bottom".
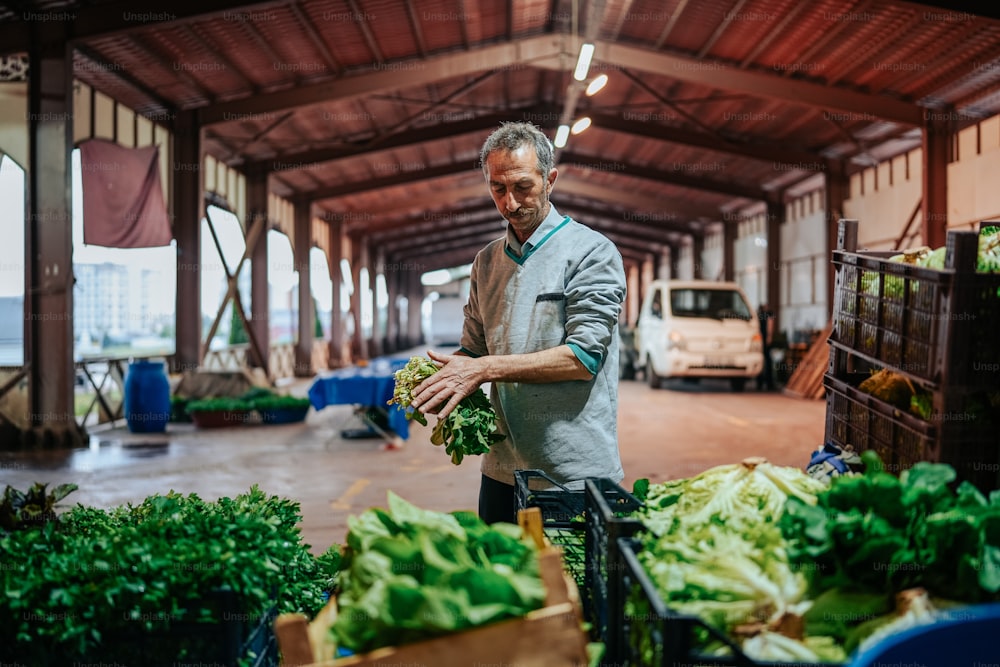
[
  {"left": 389, "top": 355, "right": 505, "bottom": 465},
  {"left": 0, "top": 486, "right": 340, "bottom": 665}
]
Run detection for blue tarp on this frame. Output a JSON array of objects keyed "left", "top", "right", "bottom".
[{"left": 308, "top": 356, "right": 413, "bottom": 439}]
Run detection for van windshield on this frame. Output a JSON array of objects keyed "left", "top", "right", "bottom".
[{"left": 669, "top": 288, "right": 752, "bottom": 320}]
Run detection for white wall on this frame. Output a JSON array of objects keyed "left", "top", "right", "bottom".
[
  {"left": 735, "top": 212, "right": 767, "bottom": 308},
  {"left": 949, "top": 115, "right": 1000, "bottom": 227},
  {"left": 0, "top": 82, "right": 28, "bottom": 168},
  {"left": 718, "top": 111, "right": 1000, "bottom": 337},
  {"left": 843, "top": 152, "right": 922, "bottom": 249},
  {"left": 843, "top": 114, "right": 1000, "bottom": 250},
  {"left": 674, "top": 241, "right": 695, "bottom": 280},
  {"left": 700, "top": 229, "right": 724, "bottom": 281},
  {"left": 781, "top": 192, "right": 828, "bottom": 334}
]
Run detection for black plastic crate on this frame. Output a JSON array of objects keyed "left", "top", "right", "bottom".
[
  {"left": 611, "top": 536, "right": 836, "bottom": 667},
  {"left": 83, "top": 591, "right": 278, "bottom": 667},
  {"left": 514, "top": 470, "right": 588, "bottom": 614},
  {"left": 583, "top": 477, "right": 643, "bottom": 654},
  {"left": 824, "top": 373, "right": 1000, "bottom": 492},
  {"left": 831, "top": 219, "right": 1000, "bottom": 390}
]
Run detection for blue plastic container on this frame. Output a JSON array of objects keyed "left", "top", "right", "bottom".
[{"left": 124, "top": 359, "right": 171, "bottom": 433}]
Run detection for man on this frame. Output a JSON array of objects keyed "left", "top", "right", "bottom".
[
  {"left": 409, "top": 121, "right": 627, "bottom": 524},
  {"left": 756, "top": 302, "right": 776, "bottom": 391}
]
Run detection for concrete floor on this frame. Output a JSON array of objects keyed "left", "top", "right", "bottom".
[{"left": 0, "top": 375, "right": 826, "bottom": 554}]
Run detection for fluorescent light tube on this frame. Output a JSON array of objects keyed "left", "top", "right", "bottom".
[
  {"left": 573, "top": 43, "right": 595, "bottom": 81},
  {"left": 554, "top": 124, "right": 570, "bottom": 148}
]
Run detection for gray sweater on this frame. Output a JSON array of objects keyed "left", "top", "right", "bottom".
[{"left": 460, "top": 205, "right": 626, "bottom": 488}]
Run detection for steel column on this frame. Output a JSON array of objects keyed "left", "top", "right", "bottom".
[
  {"left": 247, "top": 168, "right": 270, "bottom": 371},
  {"left": 824, "top": 164, "right": 850, "bottom": 320},
  {"left": 921, "top": 113, "right": 952, "bottom": 250},
  {"left": 766, "top": 201, "right": 784, "bottom": 334},
  {"left": 722, "top": 221, "right": 736, "bottom": 282},
  {"left": 692, "top": 235, "right": 705, "bottom": 280},
  {"left": 350, "top": 234, "right": 368, "bottom": 360},
  {"left": 293, "top": 200, "right": 312, "bottom": 377},
  {"left": 326, "top": 218, "right": 345, "bottom": 367},
  {"left": 384, "top": 254, "right": 401, "bottom": 354},
  {"left": 26, "top": 24, "right": 73, "bottom": 428},
  {"left": 172, "top": 110, "right": 202, "bottom": 373},
  {"left": 369, "top": 245, "right": 384, "bottom": 358}
]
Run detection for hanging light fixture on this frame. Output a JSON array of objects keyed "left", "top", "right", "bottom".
[
  {"left": 573, "top": 43, "right": 595, "bottom": 81},
  {"left": 554, "top": 124, "right": 570, "bottom": 148},
  {"left": 571, "top": 117, "right": 591, "bottom": 135},
  {"left": 586, "top": 74, "right": 608, "bottom": 96}
]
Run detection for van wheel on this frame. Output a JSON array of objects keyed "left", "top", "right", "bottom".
[
  {"left": 730, "top": 378, "right": 746, "bottom": 392},
  {"left": 646, "top": 357, "right": 662, "bottom": 389}
]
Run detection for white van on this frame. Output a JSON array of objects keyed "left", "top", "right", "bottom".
[{"left": 635, "top": 279, "right": 763, "bottom": 391}]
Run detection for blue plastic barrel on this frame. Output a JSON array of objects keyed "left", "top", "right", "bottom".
[{"left": 124, "top": 359, "right": 171, "bottom": 433}]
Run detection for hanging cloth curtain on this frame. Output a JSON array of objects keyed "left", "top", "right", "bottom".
[{"left": 79, "top": 138, "right": 172, "bottom": 248}]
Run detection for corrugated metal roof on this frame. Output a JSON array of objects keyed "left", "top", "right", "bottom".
[{"left": 4, "top": 0, "right": 1000, "bottom": 268}]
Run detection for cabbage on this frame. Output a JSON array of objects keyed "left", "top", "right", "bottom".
[
  {"left": 641, "top": 457, "right": 826, "bottom": 537},
  {"left": 979, "top": 226, "right": 1000, "bottom": 272},
  {"left": 640, "top": 521, "right": 808, "bottom": 627},
  {"left": 742, "top": 631, "right": 848, "bottom": 663},
  {"left": 636, "top": 459, "right": 826, "bottom": 642}
]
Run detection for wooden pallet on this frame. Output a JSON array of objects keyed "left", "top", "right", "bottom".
[
  {"left": 275, "top": 508, "right": 589, "bottom": 667},
  {"left": 782, "top": 322, "right": 833, "bottom": 400}
]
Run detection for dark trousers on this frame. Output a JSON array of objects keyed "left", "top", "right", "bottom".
[
  {"left": 479, "top": 474, "right": 517, "bottom": 525},
  {"left": 757, "top": 347, "right": 774, "bottom": 390}
]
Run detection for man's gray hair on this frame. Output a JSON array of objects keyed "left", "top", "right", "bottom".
[{"left": 480, "top": 121, "right": 554, "bottom": 179}]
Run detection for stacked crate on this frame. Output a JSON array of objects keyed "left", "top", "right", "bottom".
[
  {"left": 826, "top": 219, "right": 1000, "bottom": 491},
  {"left": 513, "top": 469, "right": 642, "bottom": 648}
]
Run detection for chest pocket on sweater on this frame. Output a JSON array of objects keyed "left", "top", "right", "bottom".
[{"left": 530, "top": 292, "right": 567, "bottom": 347}]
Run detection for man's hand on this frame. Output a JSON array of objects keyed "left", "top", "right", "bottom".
[{"left": 409, "top": 349, "right": 485, "bottom": 419}]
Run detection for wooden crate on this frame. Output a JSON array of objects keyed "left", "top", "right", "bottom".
[
  {"left": 782, "top": 322, "right": 833, "bottom": 399},
  {"left": 275, "top": 509, "right": 589, "bottom": 667}
]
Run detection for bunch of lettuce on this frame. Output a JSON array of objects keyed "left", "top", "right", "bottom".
[
  {"left": 639, "top": 457, "right": 826, "bottom": 538},
  {"left": 331, "top": 492, "right": 545, "bottom": 653},
  {"left": 389, "top": 355, "right": 505, "bottom": 465},
  {"left": 777, "top": 452, "right": 1000, "bottom": 656},
  {"left": 780, "top": 451, "right": 1000, "bottom": 603},
  {"left": 633, "top": 459, "right": 841, "bottom": 662},
  {"left": 861, "top": 225, "right": 1000, "bottom": 299}
]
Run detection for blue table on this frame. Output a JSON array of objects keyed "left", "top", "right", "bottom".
[{"left": 308, "top": 357, "right": 413, "bottom": 442}]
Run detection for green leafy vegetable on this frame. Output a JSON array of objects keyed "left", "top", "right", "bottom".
[
  {"left": 389, "top": 355, "right": 505, "bottom": 465},
  {"left": 331, "top": 492, "right": 545, "bottom": 653},
  {"left": 248, "top": 395, "right": 312, "bottom": 410},
  {"left": 0, "top": 485, "right": 339, "bottom": 665},
  {"left": 639, "top": 457, "right": 825, "bottom": 538},
  {"left": 185, "top": 396, "right": 253, "bottom": 412},
  {"left": 631, "top": 477, "right": 650, "bottom": 503},
  {"left": 0, "top": 481, "right": 78, "bottom": 532},
  {"left": 632, "top": 459, "right": 826, "bottom": 660},
  {"left": 977, "top": 225, "right": 1000, "bottom": 273},
  {"left": 780, "top": 451, "right": 1000, "bottom": 603}
]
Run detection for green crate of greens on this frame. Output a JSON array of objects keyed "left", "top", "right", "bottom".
[
  {"left": 609, "top": 454, "right": 1000, "bottom": 666},
  {"left": 607, "top": 458, "right": 840, "bottom": 666},
  {"left": 831, "top": 219, "right": 1000, "bottom": 389}
]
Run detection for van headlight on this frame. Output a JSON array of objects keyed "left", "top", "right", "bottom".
[
  {"left": 750, "top": 333, "right": 763, "bottom": 352},
  {"left": 667, "top": 330, "right": 685, "bottom": 351}
]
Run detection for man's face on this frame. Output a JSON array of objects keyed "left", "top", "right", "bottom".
[{"left": 484, "top": 143, "right": 557, "bottom": 240}]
